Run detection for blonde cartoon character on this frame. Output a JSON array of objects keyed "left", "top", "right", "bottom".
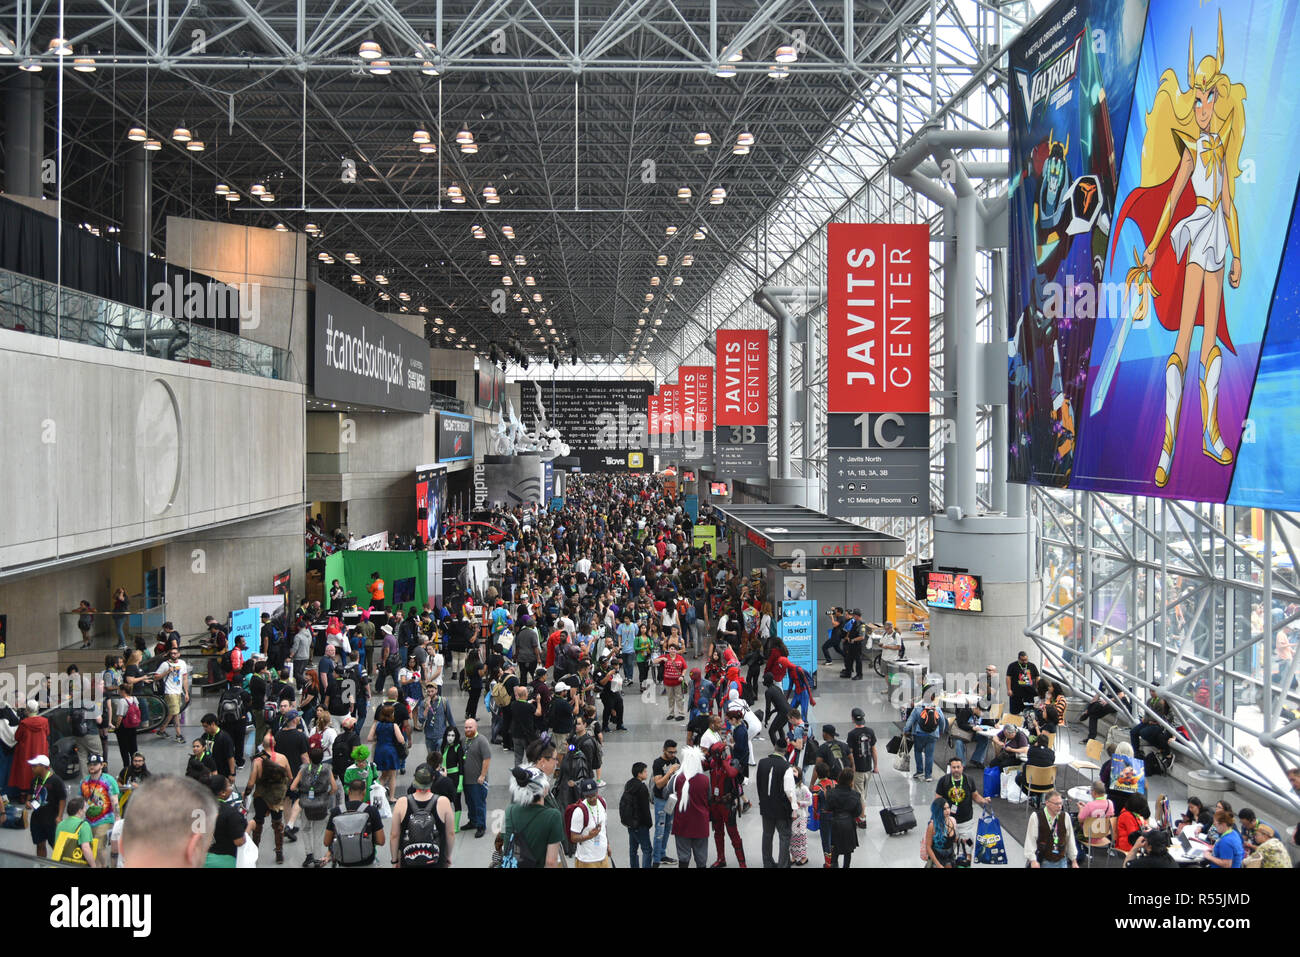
[{"left": 1107, "top": 12, "right": 1246, "bottom": 487}]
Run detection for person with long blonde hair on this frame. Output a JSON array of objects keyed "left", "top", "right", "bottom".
[{"left": 1112, "top": 11, "right": 1246, "bottom": 488}]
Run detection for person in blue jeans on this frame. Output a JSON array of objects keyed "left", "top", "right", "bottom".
[
  {"left": 461, "top": 718, "right": 492, "bottom": 838},
  {"left": 651, "top": 741, "right": 679, "bottom": 865},
  {"left": 903, "top": 699, "right": 948, "bottom": 782},
  {"left": 617, "top": 616, "right": 638, "bottom": 682},
  {"left": 623, "top": 763, "right": 654, "bottom": 867}
]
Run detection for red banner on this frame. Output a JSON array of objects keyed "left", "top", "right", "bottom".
[
  {"left": 661, "top": 384, "right": 679, "bottom": 434},
  {"left": 648, "top": 394, "right": 661, "bottom": 435},
  {"left": 679, "top": 366, "right": 714, "bottom": 434},
  {"left": 715, "top": 330, "right": 768, "bottom": 426},
  {"left": 826, "top": 223, "right": 930, "bottom": 414}
]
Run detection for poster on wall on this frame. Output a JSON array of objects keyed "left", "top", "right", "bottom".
[
  {"left": 1009, "top": 0, "right": 1300, "bottom": 509},
  {"left": 437, "top": 411, "right": 474, "bottom": 463},
  {"left": 779, "top": 599, "right": 818, "bottom": 675},
  {"left": 428, "top": 551, "right": 493, "bottom": 607},
  {"left": 416, "top": 465, "right": 446, "bottom": 542},
  {"left": 229, "top": 607, "right": 261, "bottom": 654}
]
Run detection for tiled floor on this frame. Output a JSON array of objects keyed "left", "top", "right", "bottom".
[{"left": 4, "top": 651, "right": 1188, "bottom": 867}]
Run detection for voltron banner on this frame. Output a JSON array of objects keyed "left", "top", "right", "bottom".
[{"left": 1008, "top": 0, "right": 1300, "bottom": 508}]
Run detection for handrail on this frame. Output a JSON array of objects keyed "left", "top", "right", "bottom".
[{"left": 0, "top": 267, "right": 288, "bottom": 381}]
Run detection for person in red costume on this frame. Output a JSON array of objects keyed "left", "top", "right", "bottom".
[
  {"left": 9, "top": 699, "right": 50, "bottom": 796},
  {"left": 704, "top": 741, "right": 746, "bottom": 868}
]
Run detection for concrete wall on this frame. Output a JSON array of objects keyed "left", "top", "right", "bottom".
[
  {"left": 161, "top": 508, "right": 304, "bottom": 632},
  {"left": 165, "top": 217, "right": 310, "bottom": 383},
  {"left": 0, "top": 328, "right": 305, "bottom": 573}
]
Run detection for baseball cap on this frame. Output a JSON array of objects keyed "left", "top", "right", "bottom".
[
  {"left": 851, "top": 708, "right": 865, "bottom": 722},
  {"left": 86, "top": 753, "right": 104, "bottom": 765},
  {"left": 27, "top": 755, "right": 50, "bottom": 767},
  {"left": 577, "top": 778, "right": 600, "bottom": 797},
  {"left": 412, "top": 764, "right": 434, "bottom": 788},
  {"left": 822, "top": 723, "right": 837, "bottom": 736},
  {"left": 285, "top": 709, "right": 300, "bottom": 722},
  {"left": 554, "top": 682, "right": 570, "bottom": 692}
]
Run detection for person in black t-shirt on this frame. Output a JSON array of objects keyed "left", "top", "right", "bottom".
[
  {"left": 27, "top": 757, "right": 67, "bottom": 858},
  {"left": 1123, "top": 829, "right": 1178, "bottom": 868},
  {"left": 205, "top": 775, "right": 248, "bottom": 866},
  {"left": 507, "top": 685, "right": 542, "bottom": 766},
  {"left": 275, "top": 711, "right": 311, "bottom": 843},
  {"left": 324, "top": 777, "right": 386, "bottom": 867},
  {"left": 935, "top": 757, "right": 990, "bottom": 847},
  {"left": 201, "top": 713, "right": 238, "bottom": 782},
  {"left": 846, "top": 710, "right": 877, "bottom": 828},
  {"left": 1005, "top": 651, "right": 1040, "bottom": 715}
]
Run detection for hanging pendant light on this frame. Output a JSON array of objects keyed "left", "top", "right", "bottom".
[{"left": 171, "top": 125, "right": 192, "bottom": 143}]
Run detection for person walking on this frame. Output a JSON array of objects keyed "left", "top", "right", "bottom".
[
  {"left": 824, "top": 768, "right": 863, "bottom": 868},
  {"left": 390, "top": 764, "right": 455, "bottom": 868},
  {"left": 903, "top": 697, "right": 947, "bottom": 782},
  {"left": 671, "top": 746, "right": 711, "bottom": 868},
  {"left": 650, "top": 739, "right": 679, "bottom": 867},
  {"left": 620, "top": 762, "right": 654, "bottom": 868},
  {"left": 846, "top": 708, "right": 877, "bottom": 829},
  {"left": 461, "top": 718, "right": 491, "bottom": 838}
]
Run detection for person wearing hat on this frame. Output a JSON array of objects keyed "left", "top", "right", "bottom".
[
  {"left": 567, "top": 777, "right": 611, "bottom": 868},
  {"left": 80, "top": 752, "right": 120, "bottom": 868},
  {"left": 390, "top": 763, "right": 454, "bottom": 868},
  {"left": 839, "top": 610, "right": 866, "bottom": 680},
  {"left": 846, "top": 708, "right": 878, "bottom": 828},
  {"left": 1122, "top": 827, "right": 1178, "bottom": 868},
  {"left": 25, "top": 754, "right": 65, "bottom": 859},
  {"left": 52, "top": 795, "right": 97, "bottom": 866}
]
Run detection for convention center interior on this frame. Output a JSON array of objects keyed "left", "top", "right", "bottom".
[{"left": 0, "top": 0, "right": 1297, "bottom": 900}]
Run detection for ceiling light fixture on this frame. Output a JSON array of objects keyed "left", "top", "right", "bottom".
[
  {"left": 171, "top": 125, "right": 192, "bottom": 143},
  {"left": 672, "top": 276, "right": 682, "bottom": 285},
  {"left": 775, "top": 44, "right": 798, "bottom": 63},
  {"left": 665, "top": 226, "right": 677, "bottom": 236},
  {"left": 260, "top": 192, "right": 275, "bottom": 202},
  {"left": 488, "top": 253, "right": 501, "bottom": 265},
  {"left": 48, "top": 37, "right": 72, "bottom": 56},
  {"left": 127, "top": 127, "right": 147, "bottom": 142},
  {"left": 693, "top": 228, "right": 706, "bottom": 240},
  {"left": 0, "top": 35, "right": 13, "bottom": 56},
  {"left": 73, "top": 53, "right": 97, "bottom": 72},
  {"left": 420, "top": 61, "right": 439, "bottom": 76},
  {"left": 143, "top": 138, "right": 162, "bottom": 151},
  {"left": 501, "top": 225, "right": 515, "bottom": 239},
  {"left": 709, "top": 187, "right": 726, "bottom": 204},
  {"left": 650, "top": 276, "right": 660, "bottom": 286},
  {"left": 677, "top": 186, "right": 692, "bottom": 201},
  {"left": 768, "top": 64, "right": 789, "bottom": 79},
  {"left": 18, "top": 59, "right": 42, "bottom": 72},
  {"left": 715, "top": 63, "right": 737, "bottom": 78},
  {"left": 359, "top": 40, "right": 382, "bottom": 59},
  {"left": 223, "top": 191, "right": 240, "bottom": 202},
  {"left": 412, "top": 129, "right": 431, "bottom": 144},
  {"left": 514, "top": 254, "right": 526, "bottom": 266},
  {"left": 368, "top": 60, "right": 391, "bottom": 75},
  {"left": 732, "top": 144, "right": 750, "bottom": 155},
  {"left": 482, "top": 184, "right": 500, "bottom": 204},
  {"left": 502, "top": 276, "right": 513, "bottom": 285},
  {"left": 736, "top": 131, "right": 755, "bottom": 147},
  {"left": 250, "top": 182, "right": 265, "bottom": 196},
  {"left": 512, "top": 292, "right": 522, "bottom": 301},
  {"left": 524, "top": 275, "right": 535, "bottom": 286},
  {"left": 214, "top": 183, "right": 230, "bottom": 195},
  {"left": 656, "top": 254, "right": 668, "bottom": 266},
  {"left": 532, "top": 293, "right": 542, "bottom": 302},
  {"left": 693, "top": 131, "right": 712, "bottom": 147},
  {"left": 418, "top": 142, "right": 437, "bottom": 154},
  {"left": 186, "top": 140, "right": 205, "bottom": 152}
]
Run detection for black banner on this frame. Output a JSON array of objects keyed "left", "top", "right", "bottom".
[
  {"left": 437, "top": 412, "right": 474, "bottom": 463},
  {"left": 312, "top": 280, "right": 431, "bottom": 413},
  {"left": 526, "top": 379, "right": 651, "bottom": 472}
]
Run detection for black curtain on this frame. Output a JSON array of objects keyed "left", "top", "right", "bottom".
[{"left": 0, "top": 195, "right": 239, "bottom": 333}]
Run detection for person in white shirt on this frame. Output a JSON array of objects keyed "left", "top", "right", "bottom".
[
  {"left": 559, "top": 614, "right": 576, "bottom": 637},
  {"left": 425, "top": 646, "right": 445, "bottom": 688},
  {"left": 575, "top": 556, "right": 592, "bottom": 576},
  {"left": 661, "top": 603, "right": 680, "bottom": 631},
  {"left": 154, "top": 648, "right": 191, "bottom": 741},
  {"left": 567, "top": 778, "right": 610, "bottom": 867},
  {"left": 699, "top": 714, "right": 725, "bottom": 752}
]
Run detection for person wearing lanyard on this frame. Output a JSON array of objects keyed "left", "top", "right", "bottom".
[
  {"left": 1025, "top": 790, "right": 1078, "bottom": 868},
  {"left": 1204, "top": 809, "right": 1244, "bottom": 868}
]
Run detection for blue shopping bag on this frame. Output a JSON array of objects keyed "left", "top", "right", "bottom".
[
  {"left": 983, "top": 766, "right": 1001, "bottom": 800},
  {"left": 974, "top": 811, "right": 1008, "bottom": 865}
]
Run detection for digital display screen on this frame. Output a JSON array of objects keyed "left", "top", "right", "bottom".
[{"left": 926, "top": 571, "right": 983, "bottom": 612}]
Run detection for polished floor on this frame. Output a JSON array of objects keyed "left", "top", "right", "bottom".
[{"left": 2, "top": 649, "right": 1189, "bottom": 867}]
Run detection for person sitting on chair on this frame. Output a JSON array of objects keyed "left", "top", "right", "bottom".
[
  {"left": 1014, "top": 735, "right": 1055, "bottom": 792},
  {"left": 989, "top": 724, "right": 1029, "bottom": 769}
]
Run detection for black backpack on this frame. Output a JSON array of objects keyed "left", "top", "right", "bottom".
[
  {"left": 217, "top": 686, "right": 244, "bottom": 724},
  {"left": 333, "top": 731, "right": 359, "bottom": 773},
  {"left": 68, "top": 708, "right": 89, "bottom": 738},
  {"left": 823, "top": 741, "right": 846, "bottom": 777},
  {"left": 919, "top": 706, "right": 940, "bottom": 734},
  {"left": 618, "top": 783, "right": 640, "bottom": 827},
  {"left": 219, "top": 650, "right": 234, "bottom": 674},
  {"left": 400, "top": 796, "right": 443, "bottom": 867}
]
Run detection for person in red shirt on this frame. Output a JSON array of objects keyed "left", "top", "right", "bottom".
[
  {"left": 545, "top": 628, "right": 566, "bottom": 672},
  {"left": 671, "top": 746, "right": 711, "bottom": 867},
  {"left": 662, "top": 648, "right": 687, "bottom": 720}
]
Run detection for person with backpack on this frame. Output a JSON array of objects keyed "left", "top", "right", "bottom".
[
  {"left": 323, "top": 775, "right": 385, "bottom": 867},
  {"left": 815, "top": 724, "right": 849, "bottom": 779},
  {"left": 620, "top": 762, "right": 653, "bottom": 868},
  {"left": 903, "top": 697, "right": 948, "bottom": 783},
  {"left": 243, "top": 732, "right": 292, "bottom": 864},
  {"left": 332, "top": 717, "right": 360, "bottom": 791},
  {"left": 390, "top": 764, "right": 455, "bottom": 868},
  {"left": 200, "top": 713, "right": 238, "bottom": 784},
  {"left": 503, "top": 761, "right": 564, "bottom": 868},
  {"left": 566, "top": 777, "right": 611, "bottom": 868}
]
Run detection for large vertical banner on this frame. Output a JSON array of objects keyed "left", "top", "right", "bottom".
[
  {"left": 648, "top": 393, "right": 661, "bottom": 437},
  {"left": 661, "top": 384, "right": 679, "bottom": 436},
  {"left": 1008, "top": 0, "right": 1139, "bottom": 489},
  {"left": 416, "top": 465, "right": 445, "bottom": 542},
  {"left": 1009, "top": 0, "right": 1300, "bottom": 508},
  {"left": 779, "top": 600, "right": 818, "bottom": 676},
  {"left": 827, "top": 224, "right": 931, "bottom": 414},
  {"left": 679, "top": 365, "right": 714, "bottom": 464},
  {"left": 826, "top": 223, "right": 931, "bottom": 517},
  {"left": 715, "top": 329, "right": 769, "bottom": 478}
]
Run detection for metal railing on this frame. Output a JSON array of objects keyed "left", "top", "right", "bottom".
[{"left": 0, "top": 267, "right": 288, "bottom": 380}]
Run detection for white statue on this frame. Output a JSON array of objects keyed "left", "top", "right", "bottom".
[{"left": 489, "top": 382, "right": 570, "bottom": 461}]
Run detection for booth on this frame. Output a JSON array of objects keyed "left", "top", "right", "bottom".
[{"left": 712, "top": 504, "right": 907, "bottom": 628}]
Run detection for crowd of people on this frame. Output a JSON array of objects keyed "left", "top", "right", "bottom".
[{"left": 3, "top": 471, "right": 1299, "bottom": 870}]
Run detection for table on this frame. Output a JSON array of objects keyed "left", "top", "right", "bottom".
[
  {"left": 976, "top": 725, "right": 1029, "bottom": 763},
  {"left": 1067, "top": 785, "right": 1092, "bottom": 804},
  {"left": 939, "top": 693, "right": 977, "bottom": 711}
]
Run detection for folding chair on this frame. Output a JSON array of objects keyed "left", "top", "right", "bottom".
[
  {"left": 1082, "top": 814, "right": 1115, "bottom": 867},
  {"left": 1024, "top": 764, "right": 1057, "bottom": 809},
  {"left": 1069, "top": 738, "right": 1105, "bottom": 783}
]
